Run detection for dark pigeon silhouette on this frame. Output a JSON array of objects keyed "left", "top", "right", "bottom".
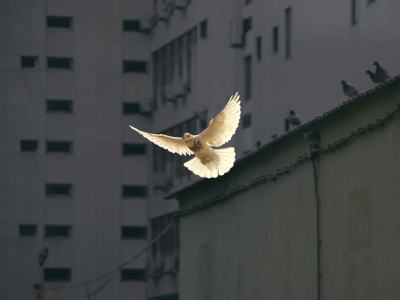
[
  {"left": 373, "top": 61, "right": 390, "bottom": 83},
  {"left": 340, "top": 80, "right": 358, "bottom": 98},
  {"left": 288, "top": 110, "right": 301, "bottom": 127},
  {"left": 366, "top": 70, "right": 378, "bottom": 84}
]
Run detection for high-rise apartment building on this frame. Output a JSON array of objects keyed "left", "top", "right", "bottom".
[{"left": 1, "top": 0, "right": 400, "bottom": 300}]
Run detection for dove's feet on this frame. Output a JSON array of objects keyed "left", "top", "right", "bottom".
[{"left": 200, "top": 157, "right": 212, "bottom": 165}]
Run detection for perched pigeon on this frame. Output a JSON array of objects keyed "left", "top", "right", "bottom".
[
  {"left": 340, "top": 80, "right": 358, "bottom": 98},
  {"left": 288, "top": 110, "right": 301, "bottom": 127},
  {"left": 366, "top": 70, "right": 378, "bottom": 84},
  {"left": 373, "top": 61, "right": 390, "bottom": 83},
  {"left": 130, "top": 93, "right": 241, "bottom": 178}
]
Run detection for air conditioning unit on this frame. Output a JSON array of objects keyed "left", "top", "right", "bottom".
[
  {"left": 153, "top": 172, "right": 173, "bottom": 190},
  {"left": 172, "top": 77, "right": 188, "bottom": 97},
  {"left": 163, "top": 84, "right": 177, "bottom": 102},
  {"left": 139, "top": 97, "right": 154, "bottom": 116},
  {"left": 139, "top": 16, "right": 153, "bottom": 33},
  {"left": 229, "top": 16, "right": 243, "bottom": 48},
  {"left": 157, "top": 2, "right": 172, "bottom": 22},
  {"left": 173, "top": 0, "right": 188, "bottom": 10},
  {"left": 243, "top": 29, "right": 254, "bottom": 56}
]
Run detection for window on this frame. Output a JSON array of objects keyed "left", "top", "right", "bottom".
[
  {"left": 46, "top": 141, "right": 72, "bottom": 153},
  {"left": 152, "top": 53, "right": 158, "bottom": 109},
  {"left": 19, "top": 225, "right": 37, "bottom": 236},
  {"left": 368, "top": 0, "right": 376, "bottom": 3},
  {"left": 122, "top": 185, "right": 147, "bottom": 197},
  {"left": 178, "top": 37, "right": 183, "bottom": 78},
  {"left": 244, "top": 55, "right": 252, "bottom": 100},
  {"left": 200, "top": 19, "right": 207, "bottom": 38},
  {"left": 121, "top": 269, "right": 146, "bottom": 281},
  {"left": 21, "top": 140, "right": 38, "bottom": 152},
  {"left": 123, "top": 143, "right": 147, "bottom": 155},
  {"left": 123, "top": 103, "right": 141, "bottom": 115},
  {"left": 273, "top": 27, "right": 279, "bottom": 54},
  {"left": 121, "top": 226, "right": 147, "bottom": 239},
  {"left": 242, "top": 113, "right": 252, "bottom": 129},
  {"left": 45, "top": 225, "right": 72, "bottom": 238},
  {"left": 186, "top": 33, "right": 192, "bottom": 91},
  {"left": 256, "top": 36, "right": 262, "bottom": 61},
  {"left": 169, "top": 43, "right": 175, "bottom": 82},
  {"left": 47, "top": 57, "right": 73, "bottom": 69},
  {"left": 44, "top": 268, "right": 71, "bottom": 281},
  {"left": 46, "top": 184, "right": 72, "bottom": 197},
  {"left": 351, "top": 0, "right": 359, "bottom": 25},
  {"left": 123, "top": 20, "right": 140, "bottom": 31},
  {"left": 243, "top": 17, "right": 252, "bottom": 46},
  {"left": 47, "top": 16, "right": 73, "bottom": 29},
  {"left": 285, "top": 7, "right": 292, "bottom": 59},
  {"left": 151, "top": 213, "right": 179, "bottom": 257},
  {"left": 46, "top": 100, "right": 73, "bottom": 113},
  {"left": 21, "top": 56, "right": 38, "bottom": 68},
  {"left": 245, "top": 0, "right": 251, "bottom": 4},
  {"left": 123, "top": 60, "right": 148, "bottom": 73}
]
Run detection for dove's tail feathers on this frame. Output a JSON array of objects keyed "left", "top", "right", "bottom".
[{"left": 183, "top": 147, "right": 236, "bottom": 179}]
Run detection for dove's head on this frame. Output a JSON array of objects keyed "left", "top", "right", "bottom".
[
  {"left": 340, "top": 80, "right": 347, "bottom": 86},
  {"left": 373, "top": 61, "right": 380, "bottom": 67},
  {"left": 183, "top": 133, "right": 194, "bottom": 144}
]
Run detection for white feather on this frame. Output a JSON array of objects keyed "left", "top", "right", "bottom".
[{"left": 183, "top": 147, "right": 236, "bottom": 178}]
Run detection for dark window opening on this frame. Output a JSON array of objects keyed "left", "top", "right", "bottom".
[
  {"left": 123, "top": 60, "right": 148, "bottom": 73},
  {"left": 273, "top": 27, "right": 279, "bottom": 54},
  {"left": 44, "top": 268, "right": 71, "bottom": 281},
  {"left": 351, "top": 0, "right": 359, "bottom": 25},
  {"left": 47, "top": 57, "right": 72, "bottom": 69},
  {"left": 121, "top": 226, "right": 147, "bottom": 239},
  {"left": 123, "top": 143, "right": 147, "bottom": 155},
  {"left": 47, "top": 16, "right": 73, "bottom": 29},
  {"left": 46, "top": 184, "right": 72, "bottom": 197},
  {"left": 243, "top": 17, "right": 252, "bottom": 45},
  {"left": 285, "top": 7, "right": 292, "bottom": 59},
  {"left": 19, "top": 225, "right": 37, "bottom": 236},
  {"left": 123, "top": 20, "right": 141, "bottom": 31},
  {"left": 200, "top": 19, "right": 207, "bottom": 38},
  {"left": 256, "top": 36, "right": 262, "bottom": 61},
  {"left": 242, "top": 113, "right": 252, "bottom": 129},
  {"left": 178, "top": 38, "right": 183, "bottom": 78},
  {"left": 151, "top": 213, "right": 179, "bottom": 257},
  {"left": 122, "top": 185, "right": 147, "bottom": 197},
  {"left": 121, "top": 269, "right": 146, "bottom": 281},
  {"left": 244, "top": 55, "right": 252, "bottom": 101},
  {"left": 123, "top": 103, "right": 141, "bottom": 115},
  {"left": 45, "top": 225, "right": 71, "bottom": 238},
  {"left": 245, "top": 0, "right": 251, "bottom": 4},
  {"left": 46, "top": 141, "right": 72, "bottom": 153},
  {"left": 21, "top": 140, "right": 38, "bottom": 152},
  {"left": 46, "top": 100, "right": 73, "bottom": 113},
  {"left": 21, "top": 56, "right": 38, "bottom": 68},
  {"left": 153, "top": 53, "right": 158, "bottom": 109}
]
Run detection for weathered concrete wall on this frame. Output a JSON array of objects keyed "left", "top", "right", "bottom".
[{"left": 175, "top": 81, "right": 400, "bottom": 300}]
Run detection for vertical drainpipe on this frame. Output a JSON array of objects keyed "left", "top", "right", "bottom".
[
  {"left": 312, "top": 157, "right": 322, "bottom": 300},
  {"left": 305, "top": 131, "right": 322, "bottom": 300}
]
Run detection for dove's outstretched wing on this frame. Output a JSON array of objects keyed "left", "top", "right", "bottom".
[
  {"left": 129, "top": 126, "right": 193, "bottom": 156},
  {"left": 199, "top": 92, "right": 241, "bottom": 147}
]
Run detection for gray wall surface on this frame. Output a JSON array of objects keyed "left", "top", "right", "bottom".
[
  {"left": 174, "top": 81, "right": 400, "bottom": 300},
  {"left": 0, "top": 1, "right": 151, "bottom": 299}
]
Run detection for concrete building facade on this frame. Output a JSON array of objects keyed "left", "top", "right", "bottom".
[
  {"left": 170, "top": 77, "right": 400, "bottom": 300},
  {"left": 1, "top": 0, "right": 400, "bottom": 299},
  {"left": 0, "top": 1, "right": 153, "bottom": 299}
]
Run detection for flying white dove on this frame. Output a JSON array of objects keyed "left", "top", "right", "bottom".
[{"left": 129, "top": 92, "right": 241, "bottom": 179}]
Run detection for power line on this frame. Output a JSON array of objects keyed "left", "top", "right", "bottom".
[{"left": 43, "top": 219, "right": 175, "bottom": 291}]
